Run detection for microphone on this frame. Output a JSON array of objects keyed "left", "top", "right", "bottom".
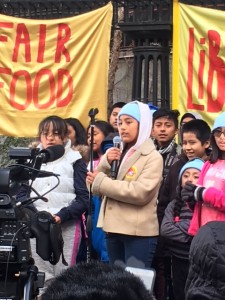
[
  {"left": 111, "top": 136, "right": 121, "bottom": 179},
  {"left": 31, "top": 145, "right": 65, "bottom": 180},
  {"left": 88, "top": 108, "right": 99, "bottom": 118},
  {"left": 38, "top": 144, "right": 65, "bottom": 163}
]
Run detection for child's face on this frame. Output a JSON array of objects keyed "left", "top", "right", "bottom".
[
  {"left": 109, "top": 107, "right": 121, "bottom": 130},
  {"left": 213, "top": 127, "right": 225, "bottom": 152},
  {"left": 152, "top": 117, "right": 178, "bottom": 147},
  {"left": 67, "top": 124, "right": 76, "bottom": 146},
  {"left": 87, "top": 126, "right": 105, "bottom": 153},
  {"left": 181, "top": 168, "right": 200, "bottom": 187},
  {"left": 118, "top": 115, "right": 139, "bottom": 147},
  {"left": 182, "top": 132, "right": 210, "bottom": 160},
  {"left": 40, "top": 122, "right": 66, "bottom": 149}
]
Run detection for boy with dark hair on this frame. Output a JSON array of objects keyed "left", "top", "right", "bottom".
[
  {"left": 152, "top": 108, "right": 181, "bottom": 223},
  {"left": 151, "top": 108, "right": 180, "bottom": 300},
  {"left": 161, "top": 119, "right": 211, "bottom": 215},
  {"left": 41, "top": 261, "right": 155, "bottom": 300},
  {"left": 108, "top": 101, "right": 126, "bottom": 131},
  {"left": 155, "top": 119, "right": 211, "bottom": 300}
]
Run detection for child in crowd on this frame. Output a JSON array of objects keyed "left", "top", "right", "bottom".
[
  {"left": 181, "top": 111, "right": 225, "bottom": 235},
  {"left": 151, "top": 108, "right": 180, "bottom": 300},
  {"left": 185, "top": 221, "right": 225, "bottom": 300},
  {"left": 42, "top": 260, "right": 155, "bottom": 300},
  {"left": 65, "top": 117, "right": 89, "bottom": 263},
  {"left": 161, "top": 158, "right": 204, "bottom": 300},
  {"left": 108, "top": 101, "right": 126, "bottom": 131},
  {"left": 87, "top": 120, "right": 114, "bottom": 262},
  {"left": 179, "top": 112, "right": 202, "bottom": 128},
  {"left": 151, "top": 108, "right": 180, "bottom": 223},
  {"left": 160, "top": 119, "right": 211, "bottom": 214},
  {"left": 65, "top": 117, "right": 89, "bottom": 163},
  {"left": 87, "top": 101, "right": 163, "bottom": 269},
  {"left": 28, "top": 116, "right": 89, "bottom": 290}
]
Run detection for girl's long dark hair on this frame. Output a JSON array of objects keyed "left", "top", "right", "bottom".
[
  {"left": 87, "top": 120, "right": 114, "bottom": 160},
  {"left": 65, "top": 117, "right": 87, "bottom": 146},
  {"left": 209, "top": 132, "right": 223, "bottom": 163}
]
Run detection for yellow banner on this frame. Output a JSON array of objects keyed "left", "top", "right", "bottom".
[
  {"left": 0, "top": 2, "right": 112, "bottom": 137},
  {"left": 173, "top": 1, "right": 225, "bottom": 126}
]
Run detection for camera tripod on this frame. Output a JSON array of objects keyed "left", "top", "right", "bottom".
[{"left": 0, "top": 262, "right": 45, "bottom": 300}]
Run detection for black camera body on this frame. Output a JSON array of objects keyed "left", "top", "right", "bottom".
[
  {"left": 0, "top": 146, "right": 65, "bottom": 300},
  {"left": 0, "top": 194, "right": 31, "bottom": 264}
]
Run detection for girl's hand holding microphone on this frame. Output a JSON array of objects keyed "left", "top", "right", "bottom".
[{"left": 107, "top": 147, "right": 121, "bottom": 164}]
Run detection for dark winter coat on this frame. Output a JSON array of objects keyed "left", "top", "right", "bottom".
[{"left": 185, "top": 221, "right": 225, "bottom": 300}]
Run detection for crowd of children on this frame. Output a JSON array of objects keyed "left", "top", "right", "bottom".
[{"left": 25, "top": 103, "right": 225, "bottom": 300}]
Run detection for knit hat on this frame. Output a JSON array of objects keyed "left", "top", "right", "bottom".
[
  {"left": 118, "top": 101, "right": 140, "bottom": 122},
  {"left": 212, "top": 111, "right": 225, "bottom": 130},
  {"left": 178, "top": 158, "right": 204, "bottom": 181}
]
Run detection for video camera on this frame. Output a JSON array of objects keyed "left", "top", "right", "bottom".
[{"left": 0, "top": 145, "right": 65, "bottom": 300}]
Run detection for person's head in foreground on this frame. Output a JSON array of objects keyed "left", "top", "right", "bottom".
[{"left": 41, "top": 261, "right": 154, "bottom": 300}]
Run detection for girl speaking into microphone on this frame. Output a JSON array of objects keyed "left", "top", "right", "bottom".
[{"left": 86, "top": 101, "right": 163, "bottom": 269}]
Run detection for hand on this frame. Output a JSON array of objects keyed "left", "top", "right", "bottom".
[
  {"left": 107, "top": 148, "right": 121, "bottom": 165},
  {"left": 181, "top": 182, "right": 197, "bottom": 202},
  {"left": 53, "top": 215, "right": 61, "bottom": 224},
  {"left": 195, "top": 186, "right": 205, "bottom": 202},
  {"left": 86, "top": 170, "right": 100, "bottom": 185}
]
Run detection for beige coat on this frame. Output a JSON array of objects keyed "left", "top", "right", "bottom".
[{"left": 91, "top": 138, "right": 163, "bottom": 237}]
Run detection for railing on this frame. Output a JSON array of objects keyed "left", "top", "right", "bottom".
[
  {"left": 0, "top": 0, "right": 172, "bottom": 23},
  {"left": 0, "top": 1, "right": 224, "bottom": 22}
]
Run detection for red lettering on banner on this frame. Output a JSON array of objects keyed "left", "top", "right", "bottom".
[
  {"left": 198, "top": 38, "right": 205, "bottom": 99},
  {"left": 187, "top": 28, "right": 204, "bottom": 111},
  {"left": 186, "top": 28, "right": 225, "bottom": 113},
  {"left": 207, "top": 30, "right": 225, "bottom": 112},
  {"left": 33, "top": 69, "right": 55, "bottom": 109},
  {"left": 55, "top": 24, "right": 71, "bottom": 63},
  {"left": 0, "top": 22, "right": 13, "bottom": 42},
  {"left": 37, "top": 24, "right": 47, "bottom": 63},
  {"left": 0, "top": 22, "right": 73, "bottom": 110},
  {"left": 0, "top": 23, "right": 72, "bottom": 63},
  {"left": 13, "top": 24, "right": 31, "bottom": 62},
  {"left": 0, "top": 67, "right": 73, "bottom": 110},
  {"left": 10, "top": 70, "right": 32, "bottom": 110},
  {"left": 57, "top": 69, "right": 73, "bottom": 107}
]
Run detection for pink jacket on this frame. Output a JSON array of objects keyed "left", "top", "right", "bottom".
[{"left": 188, "top": 161, "right": 225, "bottom": 236}]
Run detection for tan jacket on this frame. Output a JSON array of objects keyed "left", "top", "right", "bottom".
[{"left": 91, "top": 138, "right": 163, "bottom": 237}]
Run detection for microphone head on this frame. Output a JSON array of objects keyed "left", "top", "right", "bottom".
[
  {"left": 39, "top": 145, "right": 65, "bottom": 163},
  {"left": 88, "top": 108, "right": 99, "bottom": 118},
  {"left": 113, "top": 136, "right": 121, "bottom": 145}
]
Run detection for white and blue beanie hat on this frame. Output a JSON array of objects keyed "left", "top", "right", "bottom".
[
  {"left": 118, "top": 102, "right": 140, "bottom": 122},
  {"left": 178, "top": 158, "right": 204, "bottom": 181},
  {"left": 212, "top": 111, "right": 225, "bottom": 130}
]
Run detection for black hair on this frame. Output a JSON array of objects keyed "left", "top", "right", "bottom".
[
  {"left": 109, "top": 101, "right": 126, "bottom": 115},
  {"left": 180, "top": 113, "right": 196, "bottom": 125},
  {"left": 38, "top": 115, "right": 68, "bottom": 140},
  {"left": 42, "top": 261, "right": 154, "bottom": 300},
  {"left": 65, "top": 117, "right": 87, "bottom": 146},
  {"left": 87, "top": 120, "right": 114, "bottom": 138},
  {"left": 87, "top": 120, "right": 114, "bottom": 159},
  {"left": 153, "top": 108, "right": 180, "bottom": 129},
  {"left": 209, "top": 131, "right": 224, "bottom": 163},
  {"left": 181, "top": 119, "right": 211, "bottom": 145}
]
